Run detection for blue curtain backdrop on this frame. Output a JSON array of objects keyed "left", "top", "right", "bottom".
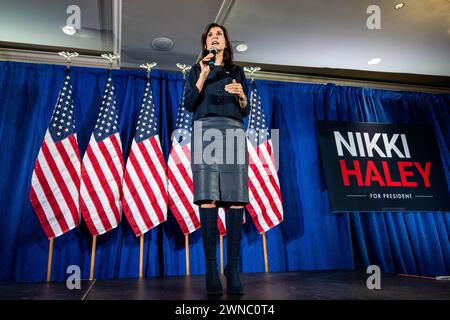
[{"left": 0, "top": 61, "right": 448, "bottom": 283}]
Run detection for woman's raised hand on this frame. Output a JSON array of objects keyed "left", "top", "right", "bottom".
[
  {"left": 225, "top": 79, "right": 245, "bottom": 99},
  {"left": 199, "top": 53, "right": 214, "bottom": 76}
]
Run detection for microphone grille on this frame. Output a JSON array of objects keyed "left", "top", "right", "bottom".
[{"left": 210, "top": 46, "right": 218, "bottom": 54}]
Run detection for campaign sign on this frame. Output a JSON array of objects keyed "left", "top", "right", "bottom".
[{"left": 316, "top": 121, "right": 449, "bottom": 212}]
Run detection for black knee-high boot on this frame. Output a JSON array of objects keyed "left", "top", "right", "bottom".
[
  {"left": 199, "top": 207, "right": 223, "bottom": 296},
  {"left": 225, "top": 208, "right": 244, "bottom": 295}
]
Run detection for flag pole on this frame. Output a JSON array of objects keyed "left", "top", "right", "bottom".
[
  {"left": 176, "top": 63, "right": 193, "bottom": 278},
  {"left": 139, "top": 235, "right": 144, "bottom": 278},
  {"left": 135, "top": 62, "right": 157, "bottom": 280},
  {"left": 89, "top": 235, "right": 97, "bottom": 280},
  {"left": 185, "top": 234, "right": 190, "bottom": 276},
  {"left": 220, "top": 235, "right": 224, "bottom": 274},
  {"left": 46, "top": 238, "right": 54, "bottom": 282},
  {"left": 244, "top": 66, "right": 270, "bottom": 273},
  {"left": 87, "top": 53, "right": 119, "bottom": 282},
  {"left": 177, "top": 63, "right": 192, "bottom": 277},
  {"left": 262, "top": 232, "right": 269, "bottom": 273},
  {"left": 43, "top": 52, "right": 79, "bottom": 283}
]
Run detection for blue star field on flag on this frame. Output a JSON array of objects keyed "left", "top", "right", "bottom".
[
  {"left": 247, "top": 79, "right": 269, "bottom": 146},
  {"left": 173, "top": 78, "right": 192, "bottom": 147},
  {"left": 134, "top": 80, "right": 159, "bottom": 143},
  {"left": 94, "top": 74, "right": 119, "bottom": 142},
  {"left": 49, "top": 69, "right": 76, "bottom": 142}
]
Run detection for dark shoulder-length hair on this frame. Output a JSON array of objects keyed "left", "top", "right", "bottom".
[{"left": 197, "top": 23, "right": 236, "bottom": 71}]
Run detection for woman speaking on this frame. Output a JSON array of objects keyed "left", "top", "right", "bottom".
[{"left": 184, "top": 22, "right": 251, "bottom": 296}]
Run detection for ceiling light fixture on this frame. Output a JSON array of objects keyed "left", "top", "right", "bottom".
[
  {"left": 62, "top": 25, "right": 77, "bottom": 35},
  {"left": 151, "top": 37, "right": 174, "bottom": 51},
  {"left": 394, "top": 3, "right": 405, "bottom": 10},
  {"left": 368, "top": 58, "right": 381, "bottom": 65},
  {"left": 236, "top": 43, "right": 248, "bottom": 52}
]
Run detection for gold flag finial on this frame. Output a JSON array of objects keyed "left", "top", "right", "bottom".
[
  {"left": 244, "top": 66, "right": 261, "bottom": 81},
  {"left": 176, "top": 63, "right": 192, "bottom": 80},
  {"left": 58, "top": 51, "right": 79, "bottom": 68},
  {"left": 140, "top": 62, "right": 158, "bottom": 79},
  {"left": 101, "top": 53, "right": 120, "bottom": 70}
]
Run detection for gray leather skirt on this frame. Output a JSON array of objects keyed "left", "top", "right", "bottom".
[{"left": 191, "top": 116, "right": 249, "bottom": 205}]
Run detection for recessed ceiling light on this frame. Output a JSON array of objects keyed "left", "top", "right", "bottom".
[
  {"left": 394, "top": 3, "right": 405, "bottom": 10},
  {"left": 368, "top": 58, "right": 381, "bottom": 65},
  {"left": 236, "top": 43, "right": 248, "bottom": 52},
  {"left": 62, "top": 25, "right": 77, "bottom": 35},
  {"left": 151, "top": 37, "right": 174, "bottom": 51}
]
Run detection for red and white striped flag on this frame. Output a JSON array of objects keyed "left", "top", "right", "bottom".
[
  {"left": 80, "top": 75, "right": 124, "bottom": 236},
  {"left": 217, "top": 208, "right": 246, "bottom": 236},
  {"left": 29, "top": 69, "right": 81, "bottom": 239},
  {"left": 167, "top": 81, "right": 200, "bottom": 234},
  {"left": 246, "top": 80, "right": 283, "bottom": 233},
  {"left": 122, "top": 79, "right": 167, "bottom": 236},
  {"left": 218, "top": 208, "right": 226, "bottom": 236}
]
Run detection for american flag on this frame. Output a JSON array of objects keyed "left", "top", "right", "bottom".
[
  {"left": 122, "top": 78, "right": 167, "bottom": 237},
  {"left": 80, "top": 74, "right": 124, "bottom": 236},
  {"left": 217, "top": 208, "right": 246, "bottom": 236},
  {"left": 246, "top": 79, "right": 283, "bottom": 233},
  {"left": 167, "top": 79, "right": 200, "bottom": 234},
  {"left": 218, "top": 208, "right": 226, "bottom": 236},
  {"left": 29, "top": 69, "right": 81, "bottom": 239}
]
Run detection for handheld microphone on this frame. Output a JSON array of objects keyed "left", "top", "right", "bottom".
[{"left": 208, "top": 46, "right": 218, "bottom": 69}]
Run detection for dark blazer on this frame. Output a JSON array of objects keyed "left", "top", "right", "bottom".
[{"left": 184, "top": 63, "right": 250, "bottom": 122}]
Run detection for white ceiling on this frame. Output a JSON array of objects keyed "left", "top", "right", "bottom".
[
  {"left": 0, "top": 0, "right": 449, "bottom": 78},
  {"left": 228, "top": 0, "right": 450, "bottom": 76},
  {"left": 121, "top": 0, "right": 450, "bottom": 76},
  {"left": 121, "top": 0, "right": 223, "bottom": 70},
  {"left": 0, "top": 0, "right": 112, "bottom": 52}
]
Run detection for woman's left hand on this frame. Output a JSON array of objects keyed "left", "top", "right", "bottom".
[{"left": 225, "top": 79, "right": 246, "bottom": 100}]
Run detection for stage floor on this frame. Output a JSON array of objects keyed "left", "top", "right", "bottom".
[{"left": 0, "top": 270, "right": 449, "bottom": 300}]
